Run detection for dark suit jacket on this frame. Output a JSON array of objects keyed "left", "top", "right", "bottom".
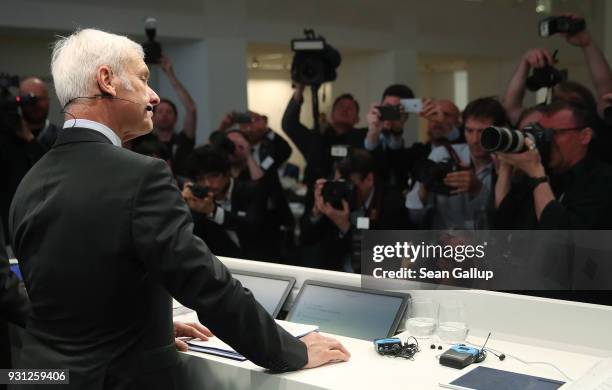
[{"left": 9, "top": 128, "right": 307, "bottom": 390}]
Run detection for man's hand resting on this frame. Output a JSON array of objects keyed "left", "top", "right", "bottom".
[{"left": 300, "top": 332, "right": 351, "bottom": 369}]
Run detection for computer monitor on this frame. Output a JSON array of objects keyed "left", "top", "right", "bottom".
[
  {"left": 286, "top": 280, "right": 409, "bottom": 341},
  {"left": 231, "top": 270, "right": 296, "bottom": 318}
]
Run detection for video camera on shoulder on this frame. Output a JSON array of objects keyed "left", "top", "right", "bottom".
[
  {"left": 322, "top": 180, "right": 355, "bottom": 210},
  {"left": 539, "top": 16, "right": 586, "bottom": 38},
  {"left": 290, "top": 29, "right": 341, "bottom": 86},
  {"left": 142, "top": 17, "right": 162, "bottom": 64}
]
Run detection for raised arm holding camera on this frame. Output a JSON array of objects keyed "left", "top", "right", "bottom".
[
  {"left": 151, "top": 55, "right": 197, "bottom": 176},
  {"left": 365, "top": 84, "right": 423, "bottom": 189}
]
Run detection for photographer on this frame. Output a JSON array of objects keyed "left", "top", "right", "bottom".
[
  {"left": 494, "top": 100, "right": 612, "bottom": 229},
  {"left": 0, "top": 77, "right": 52, "bottom": 240},
  {"left": 182, "top": 145, "right": 268, "bottom": 260},
  {"left": 503, "top": 15, "right": 612, "bottom": 122},
  {"left": 281, "top": 84, "right": 366, "bottom": 185},
  {"left": 219, "top": 126, "right": 295, "bottom": 262},
  {"left": 406, "top": 97, "right": 508, "bottom": 229},
  {"left": 300, "top": 149, "right": 410, "bottom": 272},
  {"left": 19, "top": 77, "right": 60, "bottom": 149},
  {"left": 151, "top": 55, "right": 197, "bottom": 176},
  {"left": 365, "top": 84, "right": 418, "bottom": 189}
]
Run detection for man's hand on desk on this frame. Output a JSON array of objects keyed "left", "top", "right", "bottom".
[
  {"left": 300, "top": 332, "right": 351, "bottom": 368},
  {"left": 174, "top": 321, "right": 213, "bottom": 352}
]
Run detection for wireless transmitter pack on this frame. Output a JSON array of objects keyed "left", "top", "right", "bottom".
[
  {"left": 439, "top": 333, "right": 500, "bottom": 369},
  {"left": 439, "top": 344, "right": 483, "bottom": 369}
]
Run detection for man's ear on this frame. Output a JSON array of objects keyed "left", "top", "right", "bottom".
[
  {"left": 580, "top": 127, "right": 593, "bottom": 145},
  {"left": 96, "top": 65, "right": 116, "bottom": 97}
]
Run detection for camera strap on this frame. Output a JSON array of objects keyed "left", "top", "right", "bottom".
[{"left": 440, "top": 142, "right": 463, "bottom": 166}]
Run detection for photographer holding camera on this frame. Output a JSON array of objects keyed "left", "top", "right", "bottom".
[
  {"left": 494, "top": 100, "right": 612, "bottom": 229},
  {"left": 0, "top": 76, "right": 57, "bottom": 240},
  {"left": 300, "top": 149, "right": 410, "bottom": 272},
  {"left": 406, "top": 97, "right": 508, "bottom": 229},
  {"left": 365, "top": 84, "right": 421, "bottom": 190},
  {"left": 151, "top": 55, "right": 197, "bottom": 176},
  {"left": 503, "top": 15, "right": 612, "bottom": 143},
  {"left": 182, "top": 145, "right": 269, "bottom": 260},
  {"left": 282, "top": 85, "right": 366, "bottom": 185}
]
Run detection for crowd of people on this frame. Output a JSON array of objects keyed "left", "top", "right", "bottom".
[{"left": 3, "top": 15, "right": 612, "bottom": 276}]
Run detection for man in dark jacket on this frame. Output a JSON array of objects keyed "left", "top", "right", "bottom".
[
  {"left": 282, "top": 83, "right": 367, "bottom": 185},
  {"left": 9, "top": 28, "right": 349, "bottom": 390}
]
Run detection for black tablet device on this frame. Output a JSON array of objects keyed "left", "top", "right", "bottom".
[
  {"left": 440, "top": 366, "right": 565, "bottom": 390},
  {"left": 285, "top": 280, "right": 410, "bottom": 340},
  {"left": 230, "top": 270, "right": 296, "bottom": 318}
]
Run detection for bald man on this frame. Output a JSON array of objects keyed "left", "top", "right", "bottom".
[
  {"left": 19, "top": 77, "right": 60, "bottom": 149},
  {"left": 420, "top": 98, "right": 462, "bottom": 145},
  {"left": 0, "top": 77, "right": 57, "bottom": 241}
]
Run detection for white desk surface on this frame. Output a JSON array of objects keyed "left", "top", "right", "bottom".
[{"left": 174, "top": 310, "right": 610, "bottom": 390}]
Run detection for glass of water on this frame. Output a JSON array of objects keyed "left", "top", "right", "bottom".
[
  {"left": 437, "top": 300, "right": 468, "bottom": 343},
  {"left": 406, "top": 298, "right": 438, "bottom": 338}
]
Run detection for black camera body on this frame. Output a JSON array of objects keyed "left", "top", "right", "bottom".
[
  {"left": 539, "top": 16, "right": 586, "bottom": 37},
  {"left": 210, "top": 132, "right": 236, "bottom": 156},
  {"left": 231, "top": 111, "right": 252, "bottom": 124},
  {"left": 378, "top": 105, "right": 402, "bottom": 121},
  {"left": 526, "top": 65, "right": 566, "bottom": 92},
  {"left": 322, "top": 180, "right": 355, "bottom": 210},
  {"left": 413, "top": 158, "right": 461, "bottom": 196},
  {"left": 142, "top": 18, "right": 162, "bottom": 64},
  {"left": 189, "top": 184, "right": 210, "bottom": 199},
  {"left": 291, "top": 29, "right": 341, "bottom": 86},
  {"left": 480, "top": 123, "right": 554, "bottom": 166}
]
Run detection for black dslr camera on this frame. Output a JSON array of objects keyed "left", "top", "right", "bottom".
[
  {"left": 412, "top": 158, "right": 461, "bottom": 196},
  {"left": 142, "top": 17, "right": 162, "bottom": 64},
  {"left": 539, "top": 16, "right": 586, "bottom": 38},
  {"left": 322, "top": 180, "right": 355, "bottom": 210},
  {"left": 525, "top": 50, "right": 567, "bottom": 92},
  {"left": 480, "top": 122, "right": 554, "bottom": 166},
  {"left": 290, "top": 29, "right": 341, "bottom": 86},
  {"left": 189, "top": 184, "right": 210, "bottom": 199}
]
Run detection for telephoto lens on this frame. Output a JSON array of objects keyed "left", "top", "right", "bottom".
[{"left": 480, "top": 126, "right": 532, "bottom": 153}]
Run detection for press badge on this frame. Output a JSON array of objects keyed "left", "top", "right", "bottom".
[
  {"left": 260, "top": 156, "right": 275, "bottom": 170},
  {"left": 357, "top": 217, "right": 370, "bottom": 230},
  {"left": 331, "top": 145, "right": 348, "bottom": 157}
]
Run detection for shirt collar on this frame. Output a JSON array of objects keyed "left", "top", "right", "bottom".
[
  {"left": 222, "top": 178, "right": 235, "bottom": 203},
  {"left": 63, "top": 119, "right": 122, "bottom": 147}
]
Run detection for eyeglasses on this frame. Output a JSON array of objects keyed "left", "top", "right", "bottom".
[{"left": 550, "top": 126, "right": 586, "bottom": 135}]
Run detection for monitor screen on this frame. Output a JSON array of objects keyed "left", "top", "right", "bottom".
[
  {"left": 286, "top": 281, "right": 409, "bottom": 341},
  {"left": 232, "top": 271, "right": 295, "bottom": 318}
]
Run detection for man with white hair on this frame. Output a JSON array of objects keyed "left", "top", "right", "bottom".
[{"left": 9, "top": 29, "right": 349, "bottom": 389}]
